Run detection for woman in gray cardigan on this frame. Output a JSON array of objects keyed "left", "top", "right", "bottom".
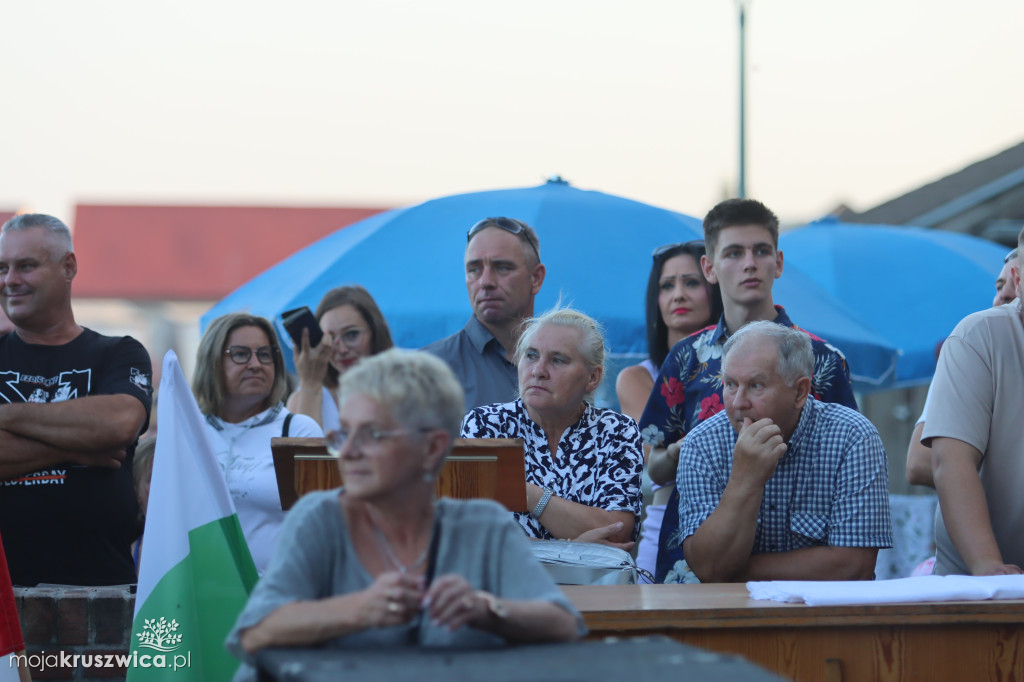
[{"left": 227, "top": 349, "right": 582, "bottom": 673}]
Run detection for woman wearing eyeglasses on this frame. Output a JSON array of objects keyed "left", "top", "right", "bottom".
[
  {"left": 286, "top": 285, "right": 394, "bottom": 429},
  {"left": 227, "top": 350, "right": 581, "bottom": 674},
  {"left": 193, "top": 313, "right": 323, "bottom": 575},
  {"left": 615, "top": 241, "right": 722, "bottom": 578}
]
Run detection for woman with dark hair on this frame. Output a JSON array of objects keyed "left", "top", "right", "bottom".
[
  {"left": 195, "top": 313, "right": 323, "bottom": 575},
  {"left": 615, "top": 241, "right": 722, "bottom": 577},
  {"left": 286, "top": 285, "right": 394, "bottom": 429}
]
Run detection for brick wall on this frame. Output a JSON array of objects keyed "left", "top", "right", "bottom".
[{"left": 13, "top": 585, "right": 135, "bottom": 682}]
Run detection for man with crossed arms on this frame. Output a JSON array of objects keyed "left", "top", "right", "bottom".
[{"left": 0, "top": 214, "right": 151, "bottom": 586}]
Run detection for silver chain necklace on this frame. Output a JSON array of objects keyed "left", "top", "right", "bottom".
[{"left": 368, "top": 515, "right": 430, "bottom": 574}]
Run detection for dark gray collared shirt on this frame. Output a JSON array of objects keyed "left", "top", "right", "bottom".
[{"left": 422, "top": 316, "right": 519, "bottom": 410}]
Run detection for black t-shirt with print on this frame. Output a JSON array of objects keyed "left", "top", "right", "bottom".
[{"left": 0, "top": 328, "right": 153, "bottom": 586}]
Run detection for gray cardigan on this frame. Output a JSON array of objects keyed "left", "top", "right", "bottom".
[{"left": 226, "top": 491, "right": 584, "bottom": 675}]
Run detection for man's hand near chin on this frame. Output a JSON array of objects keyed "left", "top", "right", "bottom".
[{"left": 731, "top": 417, "right": 787, "bottom": 491}]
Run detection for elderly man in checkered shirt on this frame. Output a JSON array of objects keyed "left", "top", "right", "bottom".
[{"left": 677, "top": 321, "right": 892, "bottom": 583}]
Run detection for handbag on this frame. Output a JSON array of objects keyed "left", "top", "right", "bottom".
[{"left": 530, "top": 540, "right": 644, "bottom": 586}]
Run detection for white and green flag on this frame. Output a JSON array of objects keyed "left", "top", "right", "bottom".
[{"left": 128, "top": 351, "right": 258, "bottom": 680}]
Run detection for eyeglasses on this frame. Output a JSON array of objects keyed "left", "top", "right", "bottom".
[
  {"left": 467, "top": 217, "right": 540, "bottom": 260},
  {"left": 327, "top": 327, "right": 367, "bottom": 349},
  {"left": 224, "top": 345, "right": 277, "bottom": 365},
  {"left": 652, "top": 240, "right": 705, "bottom": 260},
  {"left": 325, "top": 426, "right": 431, "bottom": 456}
]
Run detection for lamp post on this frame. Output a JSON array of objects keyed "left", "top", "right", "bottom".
[{"left": 737, "top": 0, "right": 750, "bottom": 199}]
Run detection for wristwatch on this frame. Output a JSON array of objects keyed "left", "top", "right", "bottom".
[
  {"left": 476, "top": 590, "right": 508, "bottom": 621},
  {"left": 531, "top": 486, "right": 554, "bottom": 520}
]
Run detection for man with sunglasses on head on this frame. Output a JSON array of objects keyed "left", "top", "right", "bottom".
[
  {"left": 424, "top": 217, "right": 546, "bottom": 410},
  {"left": 0, "top": 214, "right": 152, "bottom": 587}
]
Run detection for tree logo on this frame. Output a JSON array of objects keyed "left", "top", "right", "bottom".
[{"left": 135, "top": 617, "right": 184, "bottom": 652}]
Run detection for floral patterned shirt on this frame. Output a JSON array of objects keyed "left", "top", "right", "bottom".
[
  {"left": 639, "top": 306, "right": 858, "bottom": 450},
  {"left": 461, "top": 399, "right": 644, "bottom": 540}
]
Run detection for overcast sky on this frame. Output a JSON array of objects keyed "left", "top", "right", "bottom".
[{"left": 2, "top": 0, "right": 1021, "bottom": 224}]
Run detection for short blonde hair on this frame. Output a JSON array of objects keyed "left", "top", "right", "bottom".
[
  {"left": 515, "top": 306, "right": 606, "bottom": 401},
  {"left": 337, "top": 349, "right": 465, "bottom": 446}
]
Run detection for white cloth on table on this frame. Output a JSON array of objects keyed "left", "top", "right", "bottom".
[{"left": 747, "top": 574, "right": 1024, "bottom": 606}]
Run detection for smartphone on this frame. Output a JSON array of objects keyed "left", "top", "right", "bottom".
[{"left": 281, "top": 306, "right": 324, "bottom": 348}]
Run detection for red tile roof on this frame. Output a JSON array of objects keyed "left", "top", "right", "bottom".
[{"left": 71, "top": 204, "right": 387, "bottom": 300}]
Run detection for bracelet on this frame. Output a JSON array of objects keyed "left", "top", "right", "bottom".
[
  {"left": 476, "top": 590, "right": 508, "bottom": 621},
  {"left": 531, "top": 487, "right": 554, "bottom": 520}
]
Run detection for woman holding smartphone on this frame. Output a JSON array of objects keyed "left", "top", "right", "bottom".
[{"left": 286, "top": 285, "right": 394, "bottom": 429}]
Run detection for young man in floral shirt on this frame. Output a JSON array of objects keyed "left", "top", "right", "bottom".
[{"left": 638, "top": 198, "right": 857, "bottom": 582}]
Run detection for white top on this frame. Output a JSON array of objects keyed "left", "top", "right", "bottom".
[
  {"left": 206, "top": 403, "right": 322, "bottom": 574},
  {"left": 320, "top": 385, "right": 340, "bottom": 431}
]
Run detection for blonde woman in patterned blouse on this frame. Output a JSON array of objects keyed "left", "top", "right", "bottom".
[{"left": 460, "top": 307, "right": 643, "bottom": 548}]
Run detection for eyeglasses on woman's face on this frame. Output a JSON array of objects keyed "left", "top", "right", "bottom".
[
  {"left": 224, "top": 345, "right": 277, "bottom": 365},
  {"left": 328, "top": 327, "right": 368, "bottom": 349},
  {"left": 325, "top": 426, "right": 431, "bottom": 456}
]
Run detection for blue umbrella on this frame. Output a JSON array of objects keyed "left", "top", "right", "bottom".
[
  {"left": 203, "top": 180, "right": 899, "bottom": 393},
  {"left": 771, "top": 266, "right": 899, "bottom": 390},
  {"left": 780, "top": 217, "right": 1007, "bottom": 387},
  {"left": 204, "top": 179, "right": 704, "bottom": 355}
]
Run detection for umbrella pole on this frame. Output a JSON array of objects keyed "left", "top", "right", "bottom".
[{"left": 737, "top": 0, "right": 749, "bottom": 199}]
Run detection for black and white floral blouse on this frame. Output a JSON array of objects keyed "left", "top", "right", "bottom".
[{"left": 460, "top": 399, "right": 644, "bottom": 540}]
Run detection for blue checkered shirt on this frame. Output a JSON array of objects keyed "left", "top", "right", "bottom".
[
  {"left": 677, "top": 397, "right": 893, "bottom": 554},
  {"left": 639, "top": 305, "right": 857, "bottom": 449}
]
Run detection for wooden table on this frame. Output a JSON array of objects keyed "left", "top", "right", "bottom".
[{"left": 563, "top": 583, "right": 1024, "bottom": 682}]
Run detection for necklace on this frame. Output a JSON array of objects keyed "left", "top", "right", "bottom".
[{"left": 367, "top": 513, "right": 431, "bottom": 574}]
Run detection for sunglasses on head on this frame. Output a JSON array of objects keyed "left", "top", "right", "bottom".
[
  {"left": 467, "top": 217, "right": 540, "bottom": 260},
  {"left": 651, "top": 240, "right": 705, "bottom": 260}
]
